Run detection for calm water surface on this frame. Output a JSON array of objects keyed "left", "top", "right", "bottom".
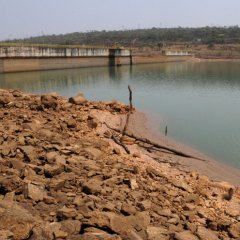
[{"left": 1, "top": 61, "right": 240, "bottom": 168}]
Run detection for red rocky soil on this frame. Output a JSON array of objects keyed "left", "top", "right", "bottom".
[{"left": 0, "top": 89, "right": 239, "bottom": 240}]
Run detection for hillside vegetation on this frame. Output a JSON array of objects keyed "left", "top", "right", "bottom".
[{"left": 2, "top": 26, "right": 240, "bottom": 48}]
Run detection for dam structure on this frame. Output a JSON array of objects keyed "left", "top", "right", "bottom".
[{"left": 0, "top": 45, "right": 132, "bottom": 73}]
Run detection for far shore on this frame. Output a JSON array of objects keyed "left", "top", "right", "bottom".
[
  {"left": 133, "top": 55, "right": 240, "bottom": 65},
  {"left": 194, "top": 57, "right": 240, "bottom": 62}
]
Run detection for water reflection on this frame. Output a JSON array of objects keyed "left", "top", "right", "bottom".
[
  {"left": 0, "top": 67, "right": 112, "bottom": 94},
  {"left": 1, "top": 62, "right": 240, "bottom": 95},
  {"left": 129, "top": 62, "right": 240, "bottom": 89}
]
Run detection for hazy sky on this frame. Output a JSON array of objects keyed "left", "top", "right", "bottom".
[{"left": 1, "top": 0, "right": 240, "bottom": 40}]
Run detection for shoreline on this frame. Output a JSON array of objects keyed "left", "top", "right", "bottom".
[
  {"left": 140, "top": 110, "right": 240, "bottom": 185},
  {"left": 133, "top": 55, "right": 240, "bottom": 65},
  {"left": 93, "top": 108, "right": 240, "bottom": 186},
  {"left": 189, "top": 57, "right": 240, "bottom": 62}
]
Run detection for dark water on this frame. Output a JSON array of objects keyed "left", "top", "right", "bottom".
[{"left": 1, "top": 61, "right": 240, "bottom": 168}]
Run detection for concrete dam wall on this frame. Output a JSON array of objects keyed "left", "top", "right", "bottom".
[{"left": 0, "top": 46, "right": 132, "bottom": 73}]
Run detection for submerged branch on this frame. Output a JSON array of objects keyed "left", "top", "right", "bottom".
[{"left": 104, "top": 122, "right": 207, "bottom": 162}]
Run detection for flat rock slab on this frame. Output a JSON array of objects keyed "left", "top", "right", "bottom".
[{"left": 0, "top": 202, "right": 38, "bottom": 240}]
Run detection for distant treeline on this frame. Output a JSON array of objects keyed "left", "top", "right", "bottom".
[{"left": 3, "top": 26, "right": 240, "bottom": 47}]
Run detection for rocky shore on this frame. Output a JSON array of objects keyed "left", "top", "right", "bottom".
[{"left": 0, "top": 88, "right": 239, "bottom": 240}]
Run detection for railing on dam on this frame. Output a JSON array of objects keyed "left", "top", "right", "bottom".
[
  {"left": 0, "top": 46, "right": 131, "bottom": 58},
  {"left": 0, "top": 45, "right": 132, "bottom": 73}
]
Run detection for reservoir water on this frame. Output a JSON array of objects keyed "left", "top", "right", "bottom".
[{"left": 1, "top": 61, "right": 240, "bottom": 168}]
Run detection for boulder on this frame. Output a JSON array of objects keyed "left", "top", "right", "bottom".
[
  {"left": 0, "top": 175, "right": 23, "bottom": 193},
  {"left": 228, "top": 222, "right": 240, "bottom": 238},
  {"left": 137, "top": 200, "right": 152, "bottom": 211},
  {"left": 102, "top": 202, "right": 115, "bottom": 212},
  {"left": 225, "top": 207, "right": 240, "bottom": 217},
  {"left": 98, "top": 213, "right": 148, "bottom": 239},
  {"left": 123, "top": 178, "right": 139, "bottom": 190},
  {"left": 48, "top": 178, "right": 66, "bottom": 190},
  {"left": 69, "top": 93, "right": 87, "bottom": 105},
  {"left": 57, "top": 206, "right": 77, "bottom": 220},
  {"left": 82, "top": 179, "right": 102, "bottom": 195},
  {"left": 44, "top": 164, "right": 64, "bottom": 177},
  {"left": 121, "top": 203, "right": 137, "bottom": 216},
  {"left": 46, "top": 151, "right": 58, "bottom": 164},
  {"left": 146, "top": 166, "right": 166, "bottom": 178},
  {"left": 30, "top": 222, "right": 68, "bottom": 240},
  {"left": 38, "top": 129, "right": 54, "bottom": 139},
  {"left": 106, "top": 213, "right": 138, "bottom": 238},
  {"left": 84, "top": 147, "right": 103, "bottom": 160},
  {"left": 30, "top": 224, "right": 54, "bottom": 240},
  {"left": 19, "top": 145, "right": 36, "bottom": 163},
  {"left": 0, "top": 202, "right": 38, "bottom": 240},
  {"left": 53, "top": 228, "right": 68, "bottom": 239},
  {"left": 146, "top": 226, "right": 169, "bottom": 240},
  {"left": 196, "top": 226, "right": 219, "bottom": 240},
  {"left": 22, "top": 119, "right": 42, "bottom": 132},
  {"left": 83, "top": 211, "right": 110, "bottom": 228},
  {"left": 67, "top": 119, "right": 77, "bottom": 128},
  {"left": 0, "top": 94, "right": 13, "bottom": 106},
  {"left": 172, "top": 179, "right": 193, "bottom": 193},
  {"left": 87, "top": 114, "right": 99, "bottom": 128},
  {"left": 23, "top": 182, "right": 45, "bottom": 201},
  {"left": 61, "top": 219, "right": 81, "bottom": 235},
  {"left": 41, "top": 94, "right": 58, "bottom": 109},
  {"left": 79, "top": 232, "right": 122, "bottom": 240},
  {"left": 83, "top": 211, "right": 144, "bottom": 239},
  {"left": 134, "top": 211, "right": 151, "bottom": 230},
  {"left": 43, "top": 196, "right": 56, "bottom": 204},
  {"left": 73, "top": 196, "right": 85, "bottom": 206},
  {"left": 46, "top": 152, "right": 66, "bottom": 165},
  {"left": 197, "top": 207, "right": 214, "bottom": 221},
  {"left": 174, "top": 231, "right": 198, "bottom": 240},
  {"left": 157, "top": 208, "right": 172, "bottom": 218},
  {"left": 10, "top": 158, "right": 26, "bottom": 170}
]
